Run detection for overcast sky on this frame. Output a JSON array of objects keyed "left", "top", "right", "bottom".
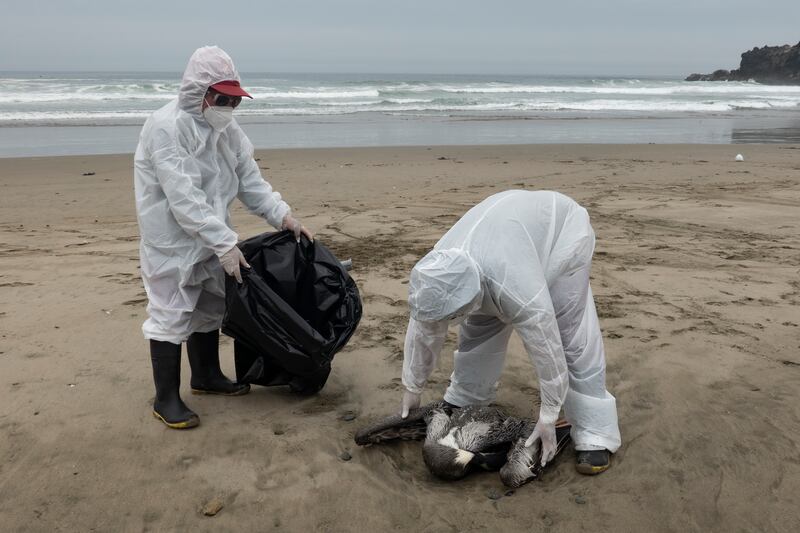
[{"left": 3, "top": 1, "right": 798, "bottom": 76}]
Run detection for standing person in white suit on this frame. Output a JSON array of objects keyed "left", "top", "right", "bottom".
[
  {"left": 399, "top": 190, "right": 621, "bottom": 474},
  {"left": 134, "top": 46, "right": 312, "bottom": 429}
]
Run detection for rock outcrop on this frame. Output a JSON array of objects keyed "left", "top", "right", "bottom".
[{"left": 686, "top": 42, "right": 800, "bottom": 84}]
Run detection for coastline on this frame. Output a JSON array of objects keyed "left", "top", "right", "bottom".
[
  {"left": 2, "top": 109, "right": 800, "bottom": 158},
  {"left": 1, "top": 143, "right": 799, "bottom": 531}
]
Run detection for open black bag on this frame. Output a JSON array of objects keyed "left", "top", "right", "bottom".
[{"left": 221, "top": 230, "right": 362, "bottom": 394}]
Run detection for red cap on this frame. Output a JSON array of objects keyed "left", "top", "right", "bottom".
[{"left": 209, "top": 80, "right": 252, "bottom": 98}]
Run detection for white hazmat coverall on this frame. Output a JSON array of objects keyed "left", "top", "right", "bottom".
[
  {"left": 134, "top": 46, "right": 290, "bottom": 344},
  {"left": 402, "top": 190, "right": 621, "bottom": 453}
]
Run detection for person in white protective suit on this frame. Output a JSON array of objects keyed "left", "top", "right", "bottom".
[
  {"left": 399, "top": 190, "right": 622, "bottom": 474},
  {"left": 134, "top": 46, "right": 313, "bottom": 429}
]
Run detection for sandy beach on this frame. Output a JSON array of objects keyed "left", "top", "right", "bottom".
[{"left": 1, "top": 143, "right": 799, "bottom": 532}]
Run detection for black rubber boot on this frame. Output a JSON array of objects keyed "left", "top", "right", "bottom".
[
  {"left": 187, "top": 330, "right": 250, "bottom": 396},
  {"left": 150, "top": 340, "right": 199, "bottom": 429},
  {"left": 576, "top": 449, "right": 611, "bottom": 475}
]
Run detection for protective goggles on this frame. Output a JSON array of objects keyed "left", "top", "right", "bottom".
[{"left": 209, "top": 92, "right": 242, "bottom": 108}]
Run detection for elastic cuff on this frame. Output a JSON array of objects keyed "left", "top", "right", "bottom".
[
  {"left": 537, "top": 405, "right": 561, "bottom": 425},
  {"left": 277, "top": 210, "right": 290, "bottom": 229},
  {"left": 402, "top": 381, "right": 424, "bottom": 395},
  {"left": 143, "top": 330, "right": 188, "bottom": 345},
  {"left": 214, "top": 241, "right": 238, "bottom": 259},
  {"left": 271, "top": 205, "right": 291, "bottom": 230},
  {"left": 574, "top": 443, "right": 606, "bottom": 452}
]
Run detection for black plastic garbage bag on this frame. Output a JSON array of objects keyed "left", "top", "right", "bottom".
[{"left": 221, "top": 230, "right": 362, "bottom": 394}]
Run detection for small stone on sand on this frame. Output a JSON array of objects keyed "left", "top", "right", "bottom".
[{"left": 202, "top": 498, "right": 224, "bottom": 516}]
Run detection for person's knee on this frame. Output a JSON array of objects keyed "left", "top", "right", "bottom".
[
  {"left": 445, "top": 373, "right": 500, "bottom": 406},
  {"left": 568, "top": 368, "right": 607, "bottom": 398}
]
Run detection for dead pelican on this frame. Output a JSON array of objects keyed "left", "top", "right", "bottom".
[{"left": 354, "top": 402, "right": 571, "bottom": 488}]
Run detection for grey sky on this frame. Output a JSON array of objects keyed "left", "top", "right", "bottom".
[{"left": 3, "top": 0, "right": 798, "bottom": 75}]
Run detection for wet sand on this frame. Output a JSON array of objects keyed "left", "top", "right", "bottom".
[{"left": 1, "top": 144, "right": 799, "bottom": 532}]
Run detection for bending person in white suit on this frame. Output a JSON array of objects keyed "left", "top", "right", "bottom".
[{"left": 399, "top": 190, "right": 621, "bottom": 474}]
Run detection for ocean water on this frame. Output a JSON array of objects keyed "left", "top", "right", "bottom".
[{"left": 1, "top": 72, "right": 799, "bottom": 157}]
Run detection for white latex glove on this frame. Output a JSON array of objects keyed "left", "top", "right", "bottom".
[
  {"left": 524, "top": 418, "right": 557, "bottom": 467},
  {"left": 282, "top": 214, "right": 314, "bottom": 242},
  {"left": 219, "top": 245, "right": 250, "bottom": 284},
  {"left": 400, "top": 389, "right": 421, "bottom": 419}
]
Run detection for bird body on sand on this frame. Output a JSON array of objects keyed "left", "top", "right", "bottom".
[{"left": 354, "top": 402, "right": 571, "bottom": 488}]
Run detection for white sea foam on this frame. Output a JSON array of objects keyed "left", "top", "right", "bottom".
[
  {"left": 250, "top": 88, "right": 380, "bottom": 99},
  {"left": 383, "top": 98, "right": 434, "bottom": 104},
  {"left": 1, "top": 73, "right": 799, "bottom": 126},
  {"left": 0, "top": 110, "right": 151, "bottom": 126},
  {"left": 4, "top": 92, "right": 175, "bottom": 103},
  {"left": 432, "top": 83, "right": 800, "bottom": 96}
]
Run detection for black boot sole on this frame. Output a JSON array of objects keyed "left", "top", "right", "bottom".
[
  {"left": 575, "top": 462, "right": 610, "bottom": 475},
  {"left": 575, "top": 450, "right": 611, "bottom": 475},
  {"left": 190, "top": 384, "right": 251, "bottom": 396},
  {"left": 152, "top": 410, "right": 200, "bottom": 429}
]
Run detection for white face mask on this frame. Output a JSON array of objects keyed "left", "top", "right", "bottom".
[{"left": 202, "top": 104, "right": 233, "bottom": 131}]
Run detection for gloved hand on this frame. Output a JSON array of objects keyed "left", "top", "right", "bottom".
[
  {"left": 524, "top": 418, "right": 557, "bottom": 467},
  {"left": 282, "top": 214, "right": 314, "bottom": 242},
  {"left": 219, "top": 245, "right": 250, "bottom": 284},
  {"left": 400, "top": 389, "right": 421, "bottom": 419}
]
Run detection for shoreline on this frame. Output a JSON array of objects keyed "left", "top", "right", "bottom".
[
  {"left": 0, "top": 139, "right": 798, "bottom": 162},
  {"left": 2, "top": 111, "right": 800, "bottom": 158},
  {"left": 1, "top": 143, "right": 799, "bottom": 531}
]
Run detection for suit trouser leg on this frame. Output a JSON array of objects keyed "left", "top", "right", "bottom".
[
  {"left": 443, "top": 315, "right": 513, "bottom": 407},
  {"left": 550, "top": 265, "right": 621, "bottom": 452}
]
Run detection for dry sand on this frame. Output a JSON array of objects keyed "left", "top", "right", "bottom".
[{"left": 1, "top": 144, "right": 799, "bottom": 532}]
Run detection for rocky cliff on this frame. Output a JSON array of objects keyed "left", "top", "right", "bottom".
[{"left": 686, "top": 42, "right": 800, "bottom": 84}]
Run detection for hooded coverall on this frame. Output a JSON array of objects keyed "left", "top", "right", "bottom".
[{"left": 134, "top": 46, "right": 290, "bottom": 344}]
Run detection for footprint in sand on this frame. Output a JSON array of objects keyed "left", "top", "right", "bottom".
[
  {"left": 100, "top": 272, "right": 141, "bottom": 285},
  {"left": 377, "top": 378, "right": 404, "bottom": 392}
]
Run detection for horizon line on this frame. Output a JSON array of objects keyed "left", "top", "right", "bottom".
[{"left": 0, "top": 69, "right": 690, "bottom": 78}]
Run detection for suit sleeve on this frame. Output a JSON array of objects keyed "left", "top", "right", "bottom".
[
  {"left": 401, "top": 318, "right": 449, "bottom": 394},
  {"left": 233, "top": 131, "right": 291, "bottom": 229},
  {"left": 504, "top": 272, "right": 569, "bottom": 424}
]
